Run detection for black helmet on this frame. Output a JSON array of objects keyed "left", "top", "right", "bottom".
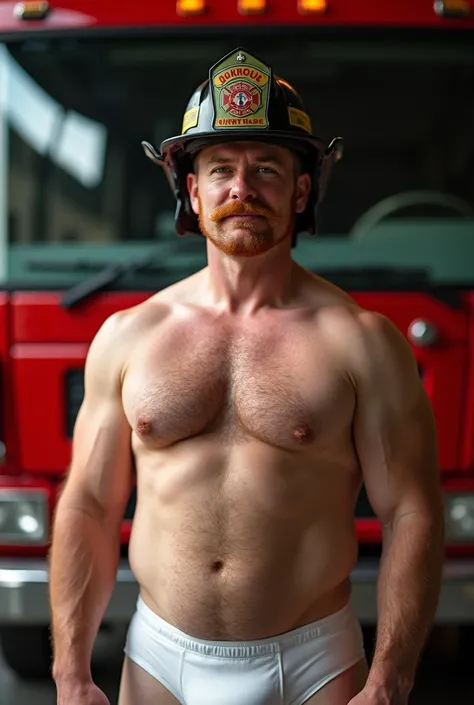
[{"left": 142, "top": 47, "right": 343, "bottom": 243}]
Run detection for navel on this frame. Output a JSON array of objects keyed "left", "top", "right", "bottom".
[
  {"left": 211, "top": 559, "right": 225, "bottom": 573},
  {"left": 293, "top": 424, "right": 314, "bottom": 444}
]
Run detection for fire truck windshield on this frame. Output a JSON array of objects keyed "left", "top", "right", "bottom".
[{"left": 0, "top": 31, "right": 473, "bottom": 289}]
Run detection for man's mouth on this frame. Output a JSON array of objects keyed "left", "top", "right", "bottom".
[{"left": 225, "top": 214, "right": 264, "bottom": 220}]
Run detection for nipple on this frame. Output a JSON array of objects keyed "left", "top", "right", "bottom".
[
  {"left": 136, "top": 415, "right": 153, "bottom": 436},
  {"left": 211, "top": 560, "right": 224, "bottom": 573},
  {"left": 293, "top": 425, "right": 313, "bottom": 444}
]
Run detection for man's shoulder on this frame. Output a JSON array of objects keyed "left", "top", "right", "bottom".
[
  {"left": 86, "top": 295, "right": 172, "bottom": 369},
  {"left": 308, "top": 281, "right": 414, "bottom": 376},
  {"left": 320, "top": 303, "right": 399, "bottom": 344},
  {"left": 306, "top": 273, "right": 398, "bottom": 340},
  {"left": 325, "top": 306, "right": 418, "bottom": 391},
  {"left": 91, "top": 268, "right": 206, "bottom": 349},
  {"left": 95, "top": 297, "right": 170, "bottom": 341}
]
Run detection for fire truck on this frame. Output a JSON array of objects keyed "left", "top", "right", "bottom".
[{"left": 0, "top": 0, "right": 473, "bottom": 680}]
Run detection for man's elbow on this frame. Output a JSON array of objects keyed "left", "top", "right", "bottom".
[
  {"left": 391, "top": 495, "right": 445, "bottom": 545},
  {"left": 54, "top": 480, "right": 126, "bottom": 531}
]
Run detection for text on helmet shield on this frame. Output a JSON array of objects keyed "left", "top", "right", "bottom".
[{"left": 210, "top": 50, "right": 272, "bottom": 131}]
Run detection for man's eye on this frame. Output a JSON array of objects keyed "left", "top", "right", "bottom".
[
  {"left": 211, "top": 167, "right": 230, "bottom": 174},
  {"left": 257, "top": 167, "right": 277, "bottom": 174}
]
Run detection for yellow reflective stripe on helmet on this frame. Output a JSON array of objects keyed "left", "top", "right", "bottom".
[
  {"left": 182, "top": 106, "right": 200, "bottom": 133},
  {"left": 288, "top": 107, "right": 312, "bottom": 133}
]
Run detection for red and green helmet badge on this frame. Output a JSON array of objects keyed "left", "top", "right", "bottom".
[
  {"left": 181, "top": 48, "right": 313, "bottom": 136},
  {"left": 210, "top": 49, "right": 271, "bottom": 130}
]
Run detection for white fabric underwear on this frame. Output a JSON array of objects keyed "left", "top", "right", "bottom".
[{"left": 124, "top": 595, "right": 365, "bottom": 705}]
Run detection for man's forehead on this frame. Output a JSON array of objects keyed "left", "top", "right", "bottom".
[{"left": 198, "top": 141, "right": 292, "bottom": 164}]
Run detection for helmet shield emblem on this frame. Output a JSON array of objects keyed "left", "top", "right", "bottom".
[{"left": 210, "top": 49, "right": 271, "bottom": 131}]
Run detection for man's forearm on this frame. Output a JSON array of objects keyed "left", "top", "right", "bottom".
[
  {"left": 49, "top": 502, "right": 121, "bottom": 683},
  {"left": 367, "top": 512, "right": 444, "bottom": 695}
]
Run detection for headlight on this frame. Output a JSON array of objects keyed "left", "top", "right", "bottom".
[
  {"left": 0, "top": 490, "right": 48, "bottom": 544},
  {"left": 445, "top": 494, "right": 474, "bottom": 542}
]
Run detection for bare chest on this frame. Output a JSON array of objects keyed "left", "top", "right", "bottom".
[{"left": 122, "top": 318, "right": 355, "bottom": 450}]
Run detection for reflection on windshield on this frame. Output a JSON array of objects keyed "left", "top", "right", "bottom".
[
  {"left": 4, "top": 50, "right": 106, "bottom": 188},
  {"left": 1, "top": 32, "right": 474, "bottom": 286}
]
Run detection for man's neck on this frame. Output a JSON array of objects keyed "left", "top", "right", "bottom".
[{"left": 204, "top": 239, "right": 296, "bottom": 315}]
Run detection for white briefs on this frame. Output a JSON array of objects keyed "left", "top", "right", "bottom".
[{"left": 124, "top": 595, "right": 366, "bottom": 705}]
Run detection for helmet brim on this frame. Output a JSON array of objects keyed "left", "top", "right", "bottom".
[{"left": 157, "top": 129, "right": 327, "bottom": 166}]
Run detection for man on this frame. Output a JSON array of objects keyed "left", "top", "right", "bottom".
[{"left": 49, "top": 48, "right": 444, "bottom": 705}]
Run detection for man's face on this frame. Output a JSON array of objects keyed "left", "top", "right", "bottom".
[{"left": 186, "top": 141, "right": 312, "bottom": 257}]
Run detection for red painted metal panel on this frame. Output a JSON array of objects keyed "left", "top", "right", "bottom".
[
  {"left": 11, "top": 343, "right": 88, "bottom": 471},
  {"left": 0, "top": 0, "right": 473, "bottom": 33},
  {"left": 356, "top": 518, "right": 381, "bottom": 543},
  {"left": 0, "top": 293, "right": 19, "bottom": 473},
  {"left": 12, "top": 291, "right": 149, "bottom": 343},
  {"left": 0, "top": 294, "right": 9, "bottom": 471},
  {"left": 461, "top": 293, "right": 474, "bottom": 471},
  {"left": 10, "top": 292, "right": 149, "bottom": 476},
  {"left": 0, "top": 293, "right": 7, "bottom": 358}
]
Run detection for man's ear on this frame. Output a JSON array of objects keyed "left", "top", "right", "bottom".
[
  {"left": 187, "top": 172, "right": 199, "bottom": 216},
  {"left": 295, "top": 173, "right": 312, "bottom": 214}
]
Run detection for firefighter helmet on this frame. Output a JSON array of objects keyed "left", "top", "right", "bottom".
[{"left": 142, "top": 47, "right": 343, "bottom": 242}]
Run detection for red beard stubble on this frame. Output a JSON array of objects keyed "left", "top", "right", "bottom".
[{"left": 197, "top": 196, "right": 296, "bottom": 257}]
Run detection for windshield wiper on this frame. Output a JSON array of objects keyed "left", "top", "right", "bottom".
[
  {"left": 27, "top": 252, "right": 168, "bottom": 309},
  {"left": 24, "top": 261, "right": 460, "bottom": 311}
]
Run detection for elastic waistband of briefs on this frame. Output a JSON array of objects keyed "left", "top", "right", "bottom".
[{"left": 134, "top": 595, "right": 357, "bottom": 659}]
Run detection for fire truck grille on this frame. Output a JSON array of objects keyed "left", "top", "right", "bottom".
[
  {"left": 125, "top": 487, "right": 137, "bottom": 521},
  {"left": 64, "top": 368, "right": 85, "bottom": 438},
  {"left": 355, "top": 485, "right": 376, "bottom": 518}
]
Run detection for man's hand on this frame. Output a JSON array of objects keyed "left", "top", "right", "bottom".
[
  {"left": 56, "top": 678, "right": 110, "bottom": 705},
  {"left": 347, "top": 681, "right": 409, "bottom": 705}
]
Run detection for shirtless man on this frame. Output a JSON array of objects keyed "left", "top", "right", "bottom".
[{"left": 49, "top": 48, "right": 444, "bottom": 705}]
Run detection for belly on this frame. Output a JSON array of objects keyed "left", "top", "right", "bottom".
[{"left": 127, "top": 440, "right": 360, "bottom": 640}]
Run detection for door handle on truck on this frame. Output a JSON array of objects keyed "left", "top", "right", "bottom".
[{"left": 0, "top": 441, "right": 5, "bottom": 464}]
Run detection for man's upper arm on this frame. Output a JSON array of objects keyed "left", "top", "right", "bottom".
[
  {"left": 61, "top": 312, "right": 134, "bottom": 522},
  {"left": 350, "top": 311, "right": 442, "bottom": 527}
]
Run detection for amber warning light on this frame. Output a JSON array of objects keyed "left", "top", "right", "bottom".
[
  {"left": 13, "top": 1, "right": 50, "bottom": 20},
  {"left": 298, "top": 0, "right": 327, "bottom": 13},
  {"left": 238, "top": 0, "right": 266, "bottom": 13},
  {"left": 434, "top": 0, "right": 471, "bottom": 17},
  {"left": 176, "top": 0, "right": 206, "bottom": 16}
]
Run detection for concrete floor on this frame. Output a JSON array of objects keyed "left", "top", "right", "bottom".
[{"left": 0, "top": 627, "right": 473, "bottom": 704}]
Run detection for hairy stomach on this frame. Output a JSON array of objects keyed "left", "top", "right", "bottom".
[{"left": 128, "top": 440, "right": 360, "bottom": 639}]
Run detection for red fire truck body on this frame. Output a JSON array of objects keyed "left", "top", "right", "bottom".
[{"left": 0, "top": 0, "right": 473, "bottom": 678}]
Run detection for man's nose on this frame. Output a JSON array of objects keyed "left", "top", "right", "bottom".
[{"left": 230, "top": 169, "right": 258, "bottom": 201}]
